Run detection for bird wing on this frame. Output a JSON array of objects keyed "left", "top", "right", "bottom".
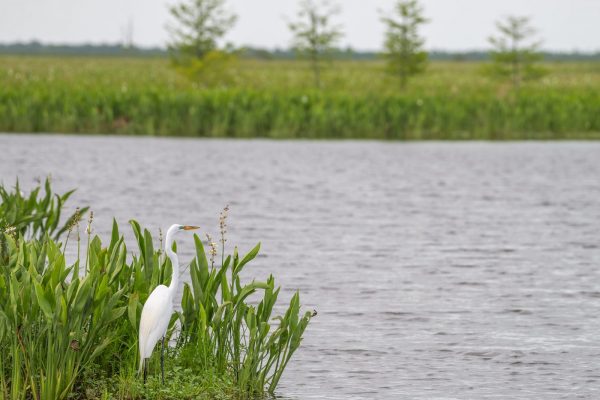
[{"left": 139, "top": 285, "right": 173, "bottom": 360}]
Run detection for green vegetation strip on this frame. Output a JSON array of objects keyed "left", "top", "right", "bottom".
[
  {"left": 1, "top": 57, "right": 600, "bottom": 139},
  {"left": 0, "top": 180, "right": 313, "bottom": 399}
]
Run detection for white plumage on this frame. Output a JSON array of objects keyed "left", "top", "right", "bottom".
[
  {"left": 138, "top": 223, "right": 199, "bottom": 383},
  {"left": 139, "top": 285, "right": 173, "bottom": 360}
]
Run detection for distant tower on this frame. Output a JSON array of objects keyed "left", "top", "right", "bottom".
[{"left": 121, "top": 17, "right": 134, "bottom": 49}]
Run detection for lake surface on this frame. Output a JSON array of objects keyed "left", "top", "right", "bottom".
[{"left": 2, "top": 134, "right": 600, "bottom": 399}]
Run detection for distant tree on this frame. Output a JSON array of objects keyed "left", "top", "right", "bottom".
[
  {"left": 487, "top": 16, "right": 547, "bottom": 90},
  {"left": 288, "top": 0, "right": 343, "bottom": 88},
  {"left": 167, "top": 0, "right": 237, "bottom": 63},
  {"left": 381, "top": 0, "right": 428, "bottom": 88}
]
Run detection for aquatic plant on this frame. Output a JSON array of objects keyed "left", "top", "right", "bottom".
[
  {"left": 0, "top": 181, "right": 313, "bottom": 399},
  {"left": 177, "top": 234, "right": 313, "bottom": 394},
  {"left": 0, "top": 178, "right": 86, "bottom": 241},
  {"left": 0, "top": 235, "right": 127, "bottom": 399},
  {"left": 0, "top": 178, "right": 87, "bottom": 265}
]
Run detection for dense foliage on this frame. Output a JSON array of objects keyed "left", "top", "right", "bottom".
[
  {"left": 1, "top": 56, "right": 600, "bottom": 139},
  {"left": 0, "top": 179, "right": 87, "bottom": 265},
  {"left": 0, "top": 179, "right": 86, "bottom": 241},
  {"left": 0, "top": 181, "right": 313, "bottom": 399}
]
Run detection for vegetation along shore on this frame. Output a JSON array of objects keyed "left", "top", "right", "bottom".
[
  {"left": 1, "top": 56, "right": 599, "bottom": 140},
  {"left": 2, "top": 0, "right": 599, "bottom": 140},
  {"left": 0, "top": 179, "right": 313, "bottom": 399}
]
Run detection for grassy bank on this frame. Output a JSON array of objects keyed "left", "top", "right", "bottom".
[
  {"left": 1, "top": 56, "right": 600, "bottom": 139},
  {"left": 0, "top": 180, "right": 313, "bottom": 399}
]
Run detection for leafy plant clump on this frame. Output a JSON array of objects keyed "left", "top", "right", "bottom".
[
  {"left": 0, "top": 180, "right": 314, "bottom": 399},
  {"left": 0, "top": 178, "right": 87, "bottom": 263}
]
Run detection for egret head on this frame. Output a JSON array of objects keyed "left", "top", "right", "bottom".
[{"left": 167, "top": 224, "right": 200, "bottom": 236}]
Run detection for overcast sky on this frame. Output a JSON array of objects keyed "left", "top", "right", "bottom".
[{"left": 1, "top": 0, "right": 599, "bottom": 52}]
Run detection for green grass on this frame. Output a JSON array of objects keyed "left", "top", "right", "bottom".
[
  {"left": 0, "top": 180, "right": 313, "bottom": 399},
  {"left": 1, "top": 56, "right": 600, "bottom": 139}
]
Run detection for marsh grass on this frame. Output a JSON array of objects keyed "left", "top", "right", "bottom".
[
  {"left": 0, "top": 181, "right": 313, "bottom": 399},
  {"left": 1, "top": 56, "right": 599, "bottom": 139}
]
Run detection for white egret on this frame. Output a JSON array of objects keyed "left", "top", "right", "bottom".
[{"left": 138, "top": 224, "right": 199, "bottom": 384}]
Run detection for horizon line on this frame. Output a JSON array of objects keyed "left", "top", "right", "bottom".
[{"left": 1, "top": 40, "right": 599, "bottom": 55}]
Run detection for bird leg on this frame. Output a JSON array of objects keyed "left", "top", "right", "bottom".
[
  {"left": 143, "top": 359, "right": 148, "bottom": 385},
  {"left": 161, "top": 336, "right": 165, "bottom": 385}
]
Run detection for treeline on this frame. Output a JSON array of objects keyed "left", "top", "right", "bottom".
[
  {"left": 0, "top": 41, "right": 165, "bottom": 57},
  {"left": 2, "top": 42, "right": 600, "bottom": 62}
]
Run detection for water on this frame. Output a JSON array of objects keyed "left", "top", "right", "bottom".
[{"left": 2, "top": 134, "right": 600, "bottom": 399}]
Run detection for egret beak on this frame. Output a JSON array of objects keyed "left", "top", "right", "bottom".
[{"left": 182, "top": 225, "right": 200, "bottom": 231}]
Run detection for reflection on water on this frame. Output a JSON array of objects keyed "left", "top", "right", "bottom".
[{"left": 2, "top": 135, "right": 600, "bottom": 399}]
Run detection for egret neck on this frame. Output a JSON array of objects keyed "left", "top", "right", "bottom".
[{"left": 165, "top": 225, "right": 180, "bottom": 298}]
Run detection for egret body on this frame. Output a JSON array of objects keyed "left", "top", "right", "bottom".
[{"left": 138, "top": 224, "right": 199, "bottom": 383}]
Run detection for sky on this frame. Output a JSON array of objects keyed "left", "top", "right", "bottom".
[{"left": 1, "top": 0, "right": 599, "bottom": 52}]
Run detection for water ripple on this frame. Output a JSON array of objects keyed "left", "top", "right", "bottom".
[{"left": 1, "top": 136, "right": 600, "bottom": 399}]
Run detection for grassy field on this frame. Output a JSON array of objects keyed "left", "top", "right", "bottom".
[{"left": 1, "top": 56, "right": 599, "bottom": 139}]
